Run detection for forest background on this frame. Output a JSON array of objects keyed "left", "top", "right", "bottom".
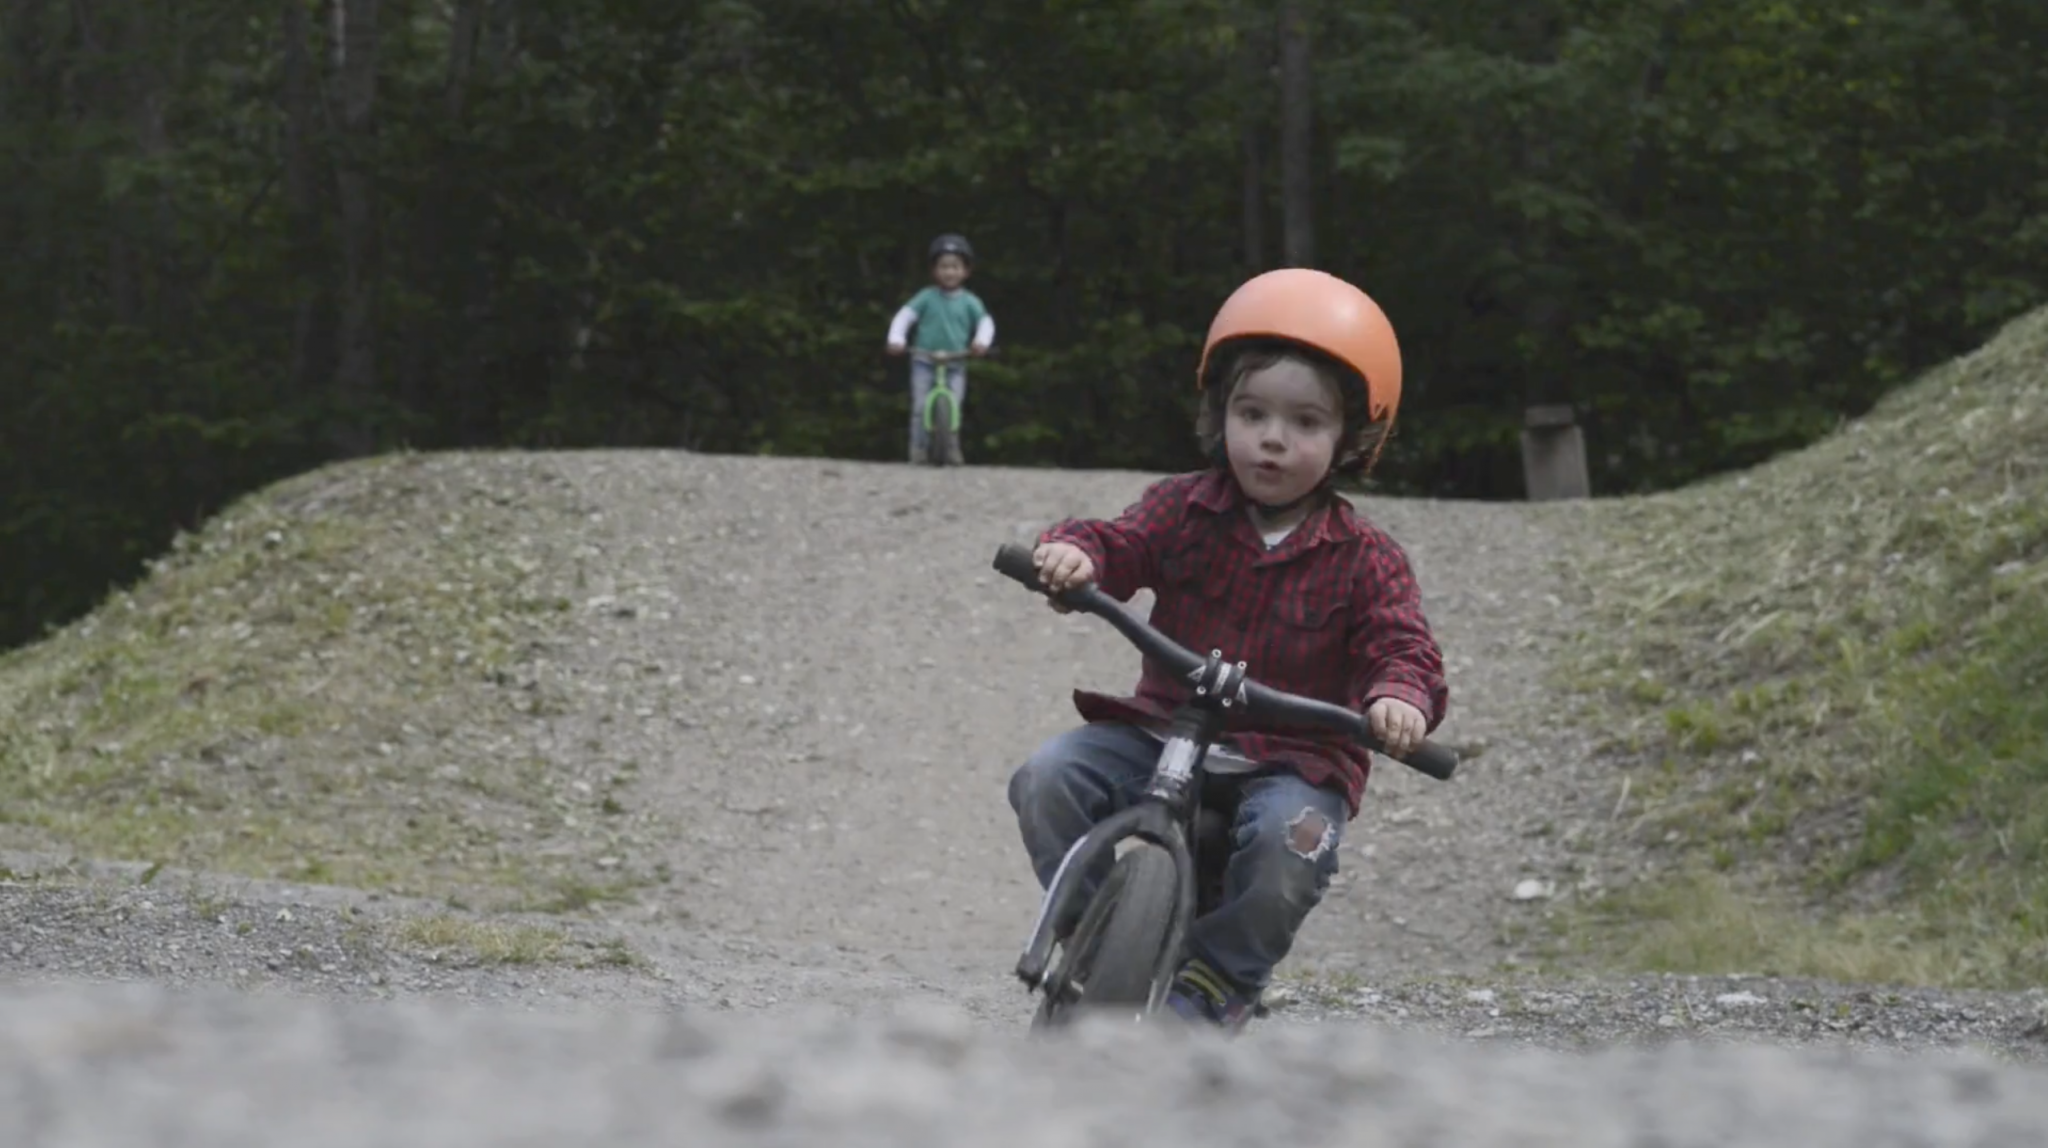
[{"left": 3, "top": 0, "right": 2043, "bottom": 648}]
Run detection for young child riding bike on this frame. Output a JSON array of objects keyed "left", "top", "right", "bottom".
[
  {"left": 1008, "top": 267, "right": 1449, "bottom": 1031},
  {"left": 885, "top": 233, "right": 995, "bottom": 464}
]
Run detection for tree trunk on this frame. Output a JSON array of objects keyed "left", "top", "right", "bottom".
[
  {"left": 446, "top": 0, "right": 486, "bottom": 118},
  {"left": 1277, "top": 0, "right": 1315, "bottom": 268},
  {"left": 281, "top": 0, "right": 327, "bottom": 404},
  {"left": 1512, "top": 8, "right": 1571, "bottom": 410},
  {"left": 432, "top": 0, "right": 516, "bottom": 445},
  {"left": 331, "top": 0, "right": 381, "bottom": 456},
  {"left": 1, "top": 0, "right": 44, "bottom": 122},
  {"left": 483, "top": 0, "right": 522, "bottom": 63},
  {"left": 1624, "top": 0, "right": 1693, "bottom": 218},
  {"left": 1237, "top": 6, "right": 1270, "bottom": 273},
  {"left": 70, "top": 1, "right": 140, "bottom": 325},
  {"left": 130, "top": 48, "right": 171, "bottom": 322}
]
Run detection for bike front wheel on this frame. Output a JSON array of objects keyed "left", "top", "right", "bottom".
[
  {"left": 1031, "top": 842, "right": 1179, "bottom": 1029},
  {"left": 925, "top": 388, "right": 958, "bottom": 467}
]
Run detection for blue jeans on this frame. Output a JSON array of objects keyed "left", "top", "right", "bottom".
[
  {"left": 908, "top": 356, "right": 968, "bottom": 461},
  {"left": 1006, "top": 721, "right": 1347, "bottom": 996}
]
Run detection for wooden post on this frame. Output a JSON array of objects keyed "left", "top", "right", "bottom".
[{"left": 1520, "top": 404, "right": 1591, "bottom": 501}]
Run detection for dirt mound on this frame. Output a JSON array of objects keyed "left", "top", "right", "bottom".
[
  {"left": 1566, "top": 305, "right": 2048, "bottom": 984},
  {"left": 0, "top": 448, "right": 1616, "bottom": 980},
  {"left": 7, "top": 440, "right": 2048, "bottom": 1138}
]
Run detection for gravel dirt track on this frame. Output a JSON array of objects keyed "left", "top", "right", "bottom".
[{"left": 5, "top": 451, "right": 2048, "bottom": 1145}]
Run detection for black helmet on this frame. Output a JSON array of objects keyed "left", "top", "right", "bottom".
[{"left": 928, "top": 233, "right": 974, "bottom": 265}]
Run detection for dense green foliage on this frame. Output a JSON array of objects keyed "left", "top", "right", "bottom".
[{"left": 4, "top": 0, "right": 2046, "bottom": 647}]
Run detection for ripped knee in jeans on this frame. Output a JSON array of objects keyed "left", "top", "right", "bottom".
[{"left": 1284, "top": 807, "right": 1336, "bottom": 862}]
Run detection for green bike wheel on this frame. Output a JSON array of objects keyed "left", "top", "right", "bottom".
[{"left": 924, "top": 378, "right": 959, "bottom": 467}]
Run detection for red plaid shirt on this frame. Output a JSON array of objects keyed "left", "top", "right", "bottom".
[{"left": 1040, "top": 468, "right": 1448, "bottom": 818}]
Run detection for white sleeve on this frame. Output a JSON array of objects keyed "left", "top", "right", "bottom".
[
  {"left": 886, "top": 305, "right": 918, "bottom": 346},
  {"left": 974, "top": 315, "right": 995, "bottom": 347}
]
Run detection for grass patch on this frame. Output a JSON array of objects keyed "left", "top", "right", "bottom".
[
  {"left": 1562, "top": 306, "right": 2048, "bottom": 987},
  {"left": 393, "top": 914, "right": 572, "bottom": 965},
  {"left": 391, "top": 913, "right": 650, "bottom": 970},
  {"left": 0, "top": 452, "right": 666, "bottom": 909},
  {"left": 1568, "top": 869, "right": 1978, "bottom": 987}
]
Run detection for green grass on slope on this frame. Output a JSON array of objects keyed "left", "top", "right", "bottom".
[
  {"left": 1563, "top": 307, "right": 2048, "bottom": 989},
  {"left": 0, "top": 452, "right": 661, "bottom": 912}
]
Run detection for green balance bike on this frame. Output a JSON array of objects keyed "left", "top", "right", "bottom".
[{"left": 912, "top": 349, "right": 971, "bottom": 466}]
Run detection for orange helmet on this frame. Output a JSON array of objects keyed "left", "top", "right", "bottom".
[{"left": 1195, "top": 268, "right": 1403, "bottom": 425}]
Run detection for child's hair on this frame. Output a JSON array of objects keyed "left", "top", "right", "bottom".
[{"left": 1194, "top": 339, "right": 1391, "bottom": 475}]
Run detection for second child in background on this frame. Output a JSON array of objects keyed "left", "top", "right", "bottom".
[{"left": 886, "top": 233, "right": 994, "bottom": 464}]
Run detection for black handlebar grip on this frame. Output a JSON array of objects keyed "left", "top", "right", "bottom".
[
  {"left": 993, "top": 543, "right": 1046, "bottom": 593},
  {"left": 1402, "top": 739, "right": 1459, "bottom": 781}
]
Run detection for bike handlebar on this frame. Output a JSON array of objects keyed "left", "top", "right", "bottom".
[{"left": 991, "top": 543, "right": 1458, "bottom": 781}]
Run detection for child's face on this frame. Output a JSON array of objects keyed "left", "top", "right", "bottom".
[
  {"left": 932, "top": 254, "right": 969, "bottom": 289},
  {"left": 1222, "top": 358, "right": 1344, "bottom": 507}
]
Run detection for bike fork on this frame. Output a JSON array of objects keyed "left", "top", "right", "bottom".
[
  {"left": 1013, "top": 799, "right": 1198, "bottom": 1011},
  {"left": 921, "top": 369, "right": 958, "bottom": 433}
]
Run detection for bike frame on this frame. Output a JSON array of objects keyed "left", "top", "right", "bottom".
[
  {"left": 1013, "top": 648, "right": 1247, "bottom": 1013},
  {"left": 990, "top": 541, "right": 1460, "bottom": 1019},
  {"left": 912, "top": 350, "right": 966, "bottom": 435}
]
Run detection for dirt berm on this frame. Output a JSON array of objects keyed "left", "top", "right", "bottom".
[{"left": 3, "top": 426, "right": 2047, "bottom": 1142}]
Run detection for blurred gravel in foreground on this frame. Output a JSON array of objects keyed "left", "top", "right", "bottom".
[{"left": 4, "top": 982, "right": 2046, "bottom": 1147}]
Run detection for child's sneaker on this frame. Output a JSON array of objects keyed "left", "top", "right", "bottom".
[{"left": 1164, "top": 957, "right": 1256, "bottom": 1032}]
